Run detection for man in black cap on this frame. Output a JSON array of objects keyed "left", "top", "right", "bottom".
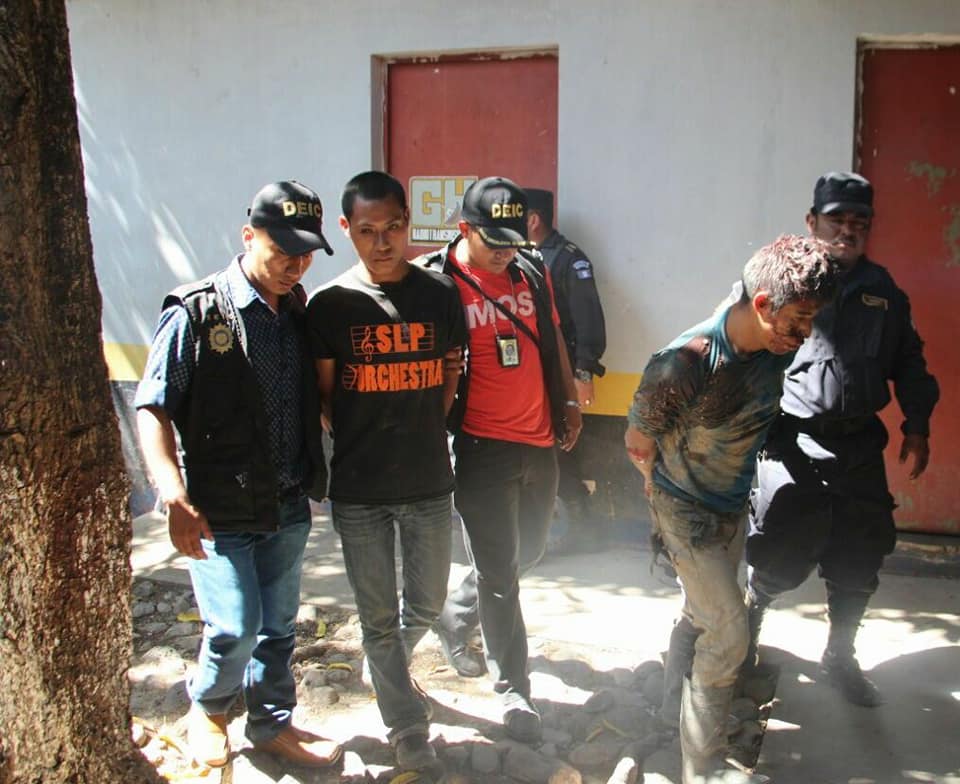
[
  {"left": 525, "top": 187, "right": 607, "bottom": 554},
  {"left": 136, "top": 181, "right": 342, "bottom": 768},
  {"left": 742, "top": 171, "right": 939, "bottom": 706},
  {"left": 419, "top": 176, "right": 582, "bottom": 743}
]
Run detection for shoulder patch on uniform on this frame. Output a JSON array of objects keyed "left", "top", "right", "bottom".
[
  {"left": 862, "top": 293, "right": 888, "bottom": 310},
  {"left": 573, "top": 259, "right": 593, "bottom": 279}
]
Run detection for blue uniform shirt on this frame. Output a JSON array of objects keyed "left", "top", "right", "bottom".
[
  {"left": 135, "top": 256, "right": 307, "bottom": 489},
  {"left": 628, "top": 303, "right": 793, "bottom": 513},
  {"left": 779, "top": 257, "right": 938, "bottom": 436}
]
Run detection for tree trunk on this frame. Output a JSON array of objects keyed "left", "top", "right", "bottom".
[{"left": 0, "top": 2, "right": 161, "bottom": 781}]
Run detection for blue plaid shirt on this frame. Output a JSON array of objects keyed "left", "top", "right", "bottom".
[{"left": 135, "top": 256, "right": 306, "bottom": 489}]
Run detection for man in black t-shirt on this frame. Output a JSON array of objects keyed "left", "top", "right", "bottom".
[{"left": 306, "top": 172, "right": 466, "bottom": 774}]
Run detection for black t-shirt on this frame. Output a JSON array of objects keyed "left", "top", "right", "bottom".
[{"left": 306, "top": 263, "right": 467, "bottom": 504}]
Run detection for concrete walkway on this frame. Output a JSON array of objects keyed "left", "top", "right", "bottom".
[{"left": 132, "top": 504, "right": 960, "bottom": 784}]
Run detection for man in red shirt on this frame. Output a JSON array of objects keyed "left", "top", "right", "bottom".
[{"left": 420, "top": 177, "right": 581, "bottom": 744}]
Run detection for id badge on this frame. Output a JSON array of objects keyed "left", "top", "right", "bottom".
[{"left": 496, "top": 334, "right": 520, "bottom": 367}]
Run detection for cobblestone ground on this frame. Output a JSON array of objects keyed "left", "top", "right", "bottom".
[{"left": 130, "top": 577, "right": 776, "bottom": 784}]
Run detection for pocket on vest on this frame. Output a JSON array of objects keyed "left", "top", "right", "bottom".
[{"left": 185, "top": 460, "right": 257, "bottom": 524}]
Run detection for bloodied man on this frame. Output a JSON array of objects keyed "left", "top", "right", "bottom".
[{"left": 624, "top": 234, "right": 840, "bottom": 784}]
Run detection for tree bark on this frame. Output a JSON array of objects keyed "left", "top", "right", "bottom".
[{"left": 0, "top": 2, "right": 161, "bottom": 781}]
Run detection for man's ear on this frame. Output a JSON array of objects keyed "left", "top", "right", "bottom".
[
  {"left": 457, "top": 220, "right": 470, "bottom": 239},
  {"left": 339, "top": 215, "right": 350, "bottom": 236},
  {"left": 241, "top": 224, "right": 255, "bottom": 249},
  {"left": 753, "top": 291, "right": 772, "bottom": 314},
  {"left": 805, "top": 211, "right": 817, "bottom": 234}
]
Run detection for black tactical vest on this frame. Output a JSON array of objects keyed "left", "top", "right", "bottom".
[{"left": 167, "top": 270, "right": 326, "bottom": 532}]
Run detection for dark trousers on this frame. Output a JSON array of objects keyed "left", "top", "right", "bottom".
[
  {"left": 746, "top": 418, "right": 897, "bottom": 601},
  {"left": 557, "top": 439, "right": 588, "bottom": 505},
  {"left": 438, "top": 434, "right": 558, "bottom": 697}
]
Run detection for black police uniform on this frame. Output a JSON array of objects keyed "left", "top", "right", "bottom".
[
  {"left": 746, "top": 256, "right": 939, "bottom": 607},
  {"left": 537, "top": 228, "right": 607, "bottom": 527}
]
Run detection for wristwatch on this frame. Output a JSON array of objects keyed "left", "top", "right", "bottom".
[{"left": 574, "top": 369, "right": 592, "bottom": 383}]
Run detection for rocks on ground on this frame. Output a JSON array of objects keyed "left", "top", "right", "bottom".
[{"left": 129, "top": 577, "right": 778, "bottom": 783}]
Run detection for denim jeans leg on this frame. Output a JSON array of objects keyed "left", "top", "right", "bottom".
[
  {"left": 243, "top": 496, "right": 312, "bottom": 744},
  {"left": 396, "top": 494, "right": 453, "bottom": 656},
  {"left": 333, "top": 500, "right": 430, "bottom": 743},
  {"left": 188, "top": 534, "right": 262, "bottom": 716}
]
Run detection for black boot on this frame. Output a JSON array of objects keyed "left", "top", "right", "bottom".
[
  {"left": 820, "top": 587, "right": 882, "bottom": 707},
  {"left": 741, "top": 589, "right": 770, "bottom": 673}
]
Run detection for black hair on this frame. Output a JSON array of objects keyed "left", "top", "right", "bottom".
[
  {"left": 341, "top": 171, "right": 407, "bottom": 220},
  {"left": 531, "top": 202, "right": 554, "bottom": 230},
  {"left": 525, "top": 188, "right": 554, "bottom": 229}
]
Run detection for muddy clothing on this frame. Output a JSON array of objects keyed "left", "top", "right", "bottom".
[
  {"left": 537, "top": 229, "right": 606, "bottom": 377},
  {"left": 748, "top": 256, "right": 939, "bottom": 599},
  {"left": 630, "top": 297, "right": 793, "bottom": 784},
  {"left": 628, "top": 302, "right": 794, "bottom": 515}
]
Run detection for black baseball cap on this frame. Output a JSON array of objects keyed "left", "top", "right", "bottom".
[
  {"left": 813, "top": 172, "right": 874, "bottom": 217},
  {"left": 460, "top": 176, "right": 536, "bottom": 248},
  {"left": 247, "top": 180, "right": 334, "bottom": 256}
]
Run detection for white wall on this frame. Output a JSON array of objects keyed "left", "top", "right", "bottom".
[{"left": 67, "top": 0, "right": 960, "bottom": 378}]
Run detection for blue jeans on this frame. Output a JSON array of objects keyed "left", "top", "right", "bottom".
[
  {"left": 187, "top": 495, "right": 311, "bottom": 744},
  {"left": 332, "top": 494, "right": 452, "bottom": 743}
]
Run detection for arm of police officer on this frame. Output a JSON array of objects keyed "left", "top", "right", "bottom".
[
  {"left": 890, "top": 290, "right": 938, "bottom": 481},
  {"left": 136, "top": 406, "right": 213, "bottom": 560},
  {"left": 899, "top": 433, "right": 930, "bottom": 480},
  {"left": 556, "top": 328, "right": 583, "bottom": 451},
  {"left": 567, "top": 254, "right": 607, "bottom": 408},
  {"left": 315, "top": 358, "right": 336, "bottom": 432}
]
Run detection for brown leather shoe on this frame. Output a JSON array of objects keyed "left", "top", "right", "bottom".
[
  {"left": 187, "top": 708, "right": 229, "bottom": 768},
  {"left": 254, "top": 725, "right": 343, "bottom": 768}
]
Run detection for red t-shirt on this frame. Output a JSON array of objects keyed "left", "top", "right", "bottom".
[{"left": 448, "top": 253, "right": 560, "bottom": 447}]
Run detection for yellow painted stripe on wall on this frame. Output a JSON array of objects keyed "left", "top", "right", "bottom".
[
  {"left": 104, "top": 341, "right": 642, "bottom": 418},
  {"left": 104, "top": 342, "right": 150, "bottom": 382},
  {"left": 591, "top": 371, "right": 640, "bottom": 417}
]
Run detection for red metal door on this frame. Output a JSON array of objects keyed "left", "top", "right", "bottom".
[
  {"left": 857, "top": 44, "right": 960, "bottom": 534},
  {"left": 384, "top": 54, "right": 558, "bottom": 258}
]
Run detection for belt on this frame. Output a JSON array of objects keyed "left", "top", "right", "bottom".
[{"left": 784, "top": 413, "right": 875, "bottom": 438}]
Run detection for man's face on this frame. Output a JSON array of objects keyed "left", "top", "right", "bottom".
[
  {"left": 757, "top": 296, "right": 822, "bottom": 354},
  {"left": 459, "top": 222, "right": 517, "bottom": 273},
  {"left": 806, "top": 210, "right": 871, "bottom": 267},
  {"left": 241, "top": 226, "right": 313, "bottom": 302},
  {"left": 340, "top": 194, "right": 409, "bottom": 282}
]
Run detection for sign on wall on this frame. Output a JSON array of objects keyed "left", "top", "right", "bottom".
[{"left": 408, "top": 175, "right": 477, "bottom": 245}]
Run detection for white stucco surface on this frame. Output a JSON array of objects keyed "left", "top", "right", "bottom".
[{"left": 67, "top": 0, "right": 960, "bottom": 373}]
